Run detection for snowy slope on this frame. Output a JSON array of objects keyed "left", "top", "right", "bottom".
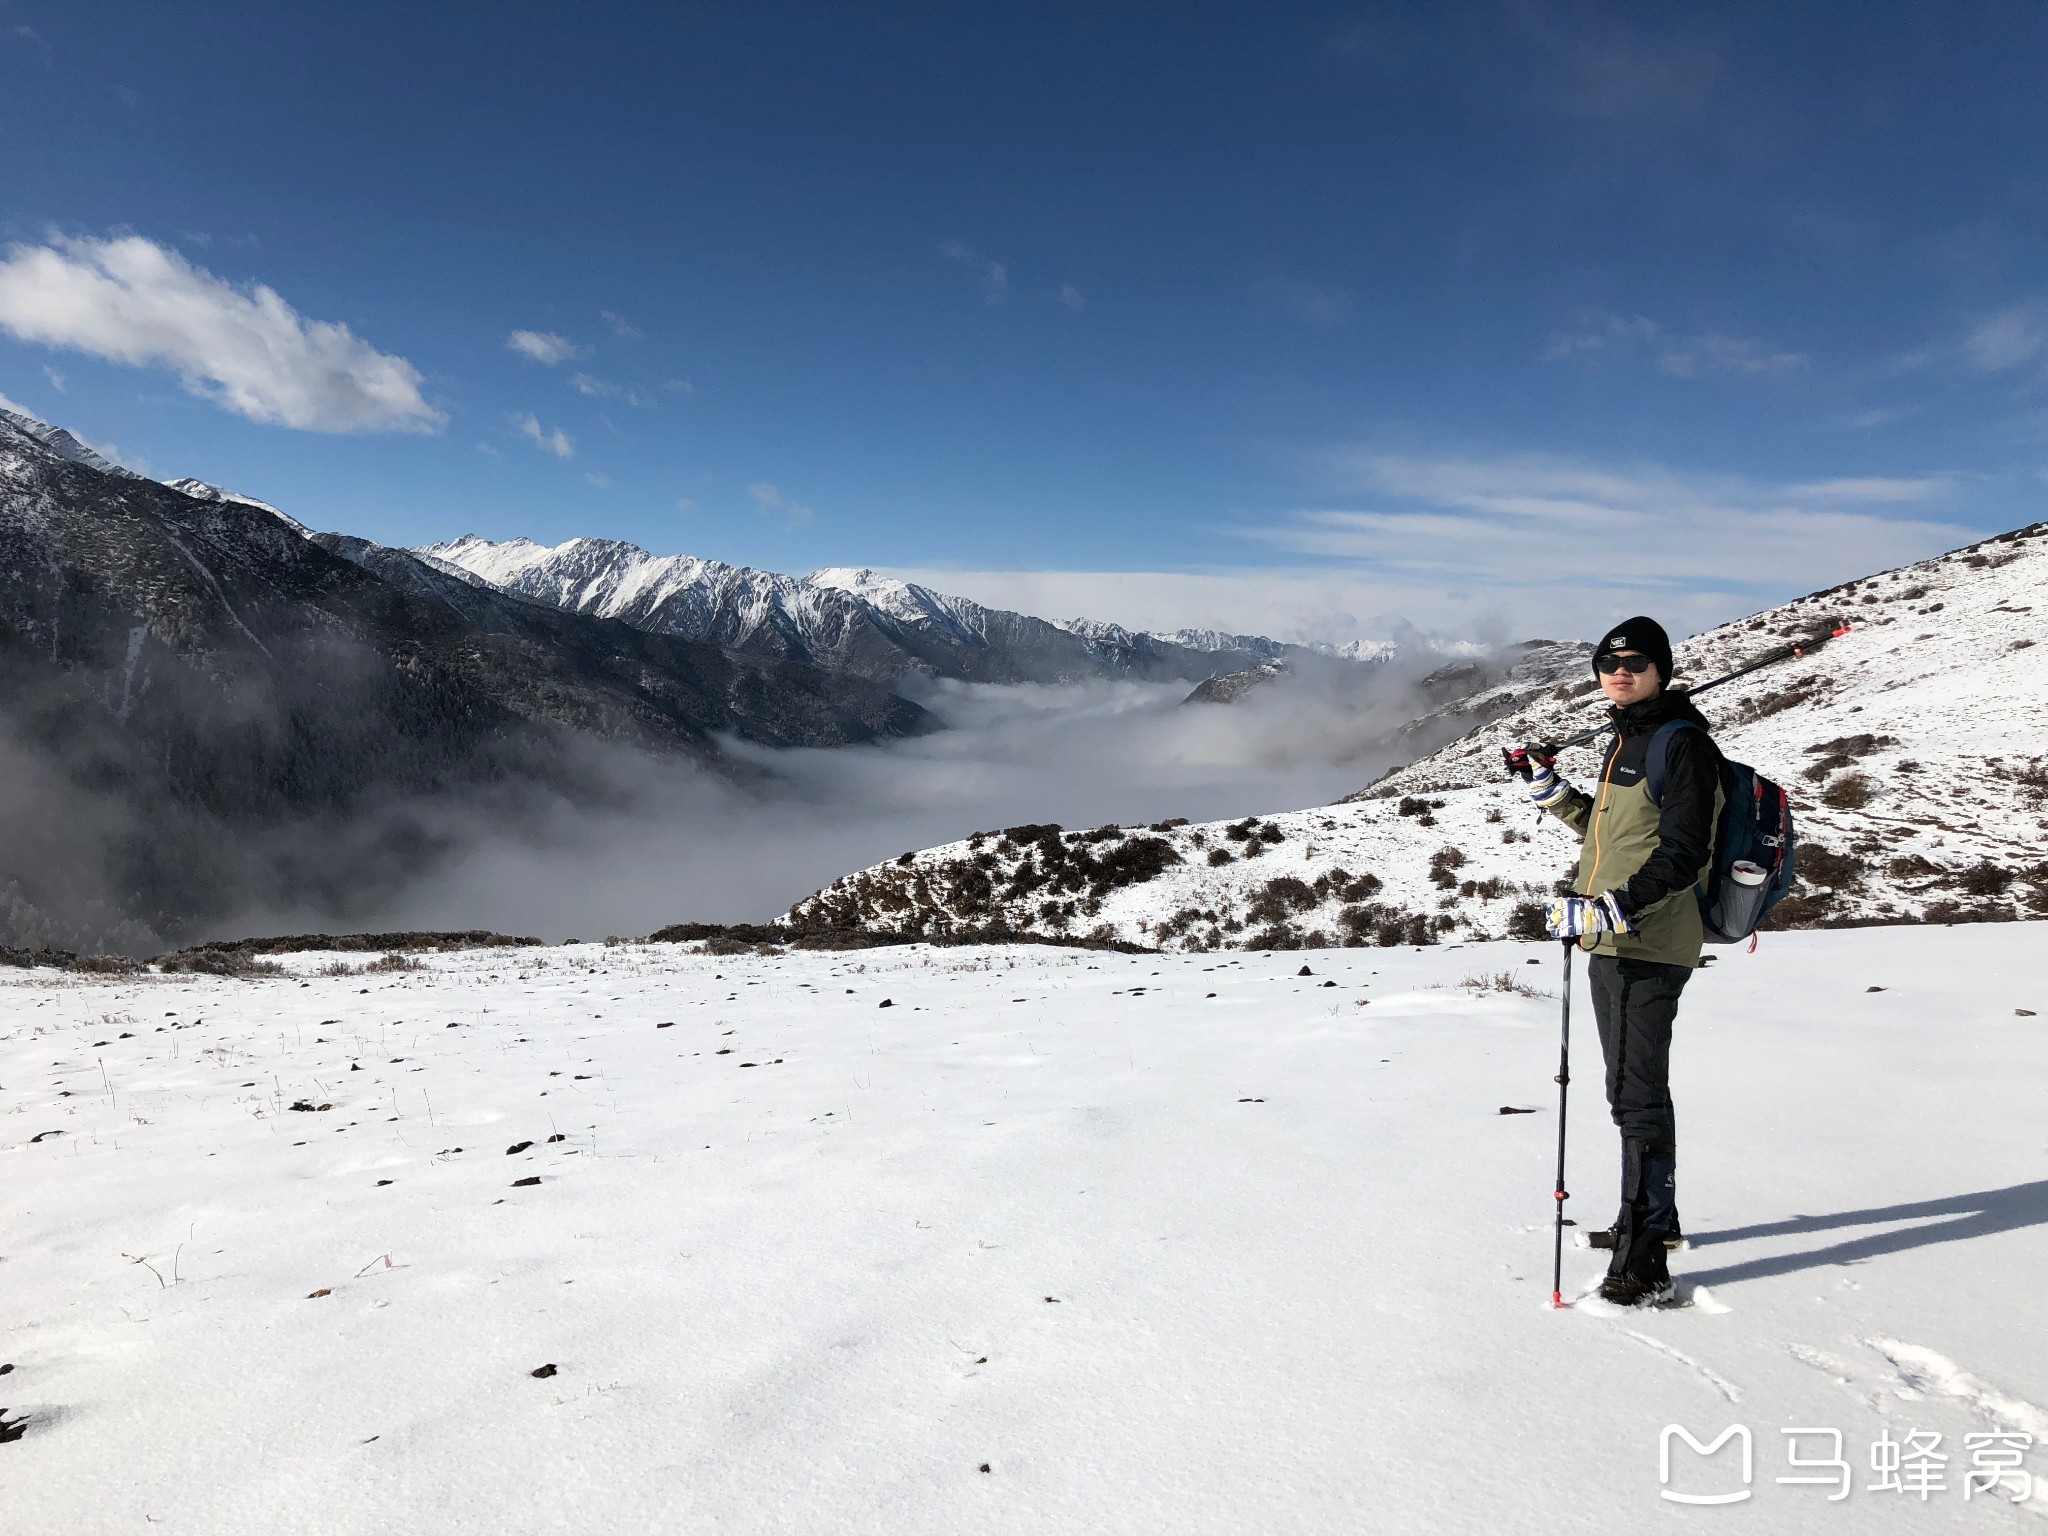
[
  {"left": 3, "top": 927, "right": 2044, "bottom": 1532},
  {"left": 0, "top": 406, "right": 145, "bottom": 480},
  {"left": 421, "top": 534, "right": 1405, "bottom": 688},
  {"left": 162, "top": 477, "right": 310, "bottom": 535},
  {"left": 786, "top": 524, "right": 2048, "bottom": 951}
]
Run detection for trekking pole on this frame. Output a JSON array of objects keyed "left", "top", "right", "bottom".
[
  {"left": 1502, "top": 621, "right": 1851, "bottom": 778},
  {"left": 1550, "top": 938, "right": 1574, "bottom": 1309}
]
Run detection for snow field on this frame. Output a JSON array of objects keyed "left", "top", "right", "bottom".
[{"left": 3, "top": 926, "right": 2047, "bottom": 1532}]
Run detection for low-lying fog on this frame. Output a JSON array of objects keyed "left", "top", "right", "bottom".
[{"left": 349, "top": 666, "right": 1445, "bottom": 942}]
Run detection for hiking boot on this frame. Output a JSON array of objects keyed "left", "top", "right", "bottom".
[{"left": 1598, "top": 1271, "right": 1677, "bottom": 1307}]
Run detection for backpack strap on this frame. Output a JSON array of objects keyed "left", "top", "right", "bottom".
[{"left": 1644, "top": 719, "right": 1707, "bottom": 807}]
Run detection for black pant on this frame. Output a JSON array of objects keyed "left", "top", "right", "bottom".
[
  {"left": 1587, "top": 954, "right": 1687, "bottom": 1152},
  {"left": 1588, "top": 954, "right": 1689, "bottom": 1244}
]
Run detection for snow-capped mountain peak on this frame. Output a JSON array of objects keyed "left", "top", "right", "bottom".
[{"left": 422, "top": 533, "right": 1395, "bottom": 689}]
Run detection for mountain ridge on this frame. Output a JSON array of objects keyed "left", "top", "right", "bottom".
[
  {"left": 0, "top": 412, "right": 931, "bottom": 953},
  {"left": 422, "top": 533, "right": 1435, "bottom": 688}
]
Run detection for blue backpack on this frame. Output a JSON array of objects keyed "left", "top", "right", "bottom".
[{"left": 1645, "top": 721, "right": 1798, "bottom": 944}]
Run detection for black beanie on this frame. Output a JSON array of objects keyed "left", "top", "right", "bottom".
[{"left": 1593, "top": 615, "right": 1673, "bottom": 683}]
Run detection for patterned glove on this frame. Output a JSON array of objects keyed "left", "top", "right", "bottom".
[
  {"left": 1510, "top": 743, "right": 1571, "bottom": 810},
  {"left": 1545, "top": 891, "right": 1633, "bottom": 938}
]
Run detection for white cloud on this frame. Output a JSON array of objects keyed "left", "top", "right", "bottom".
[
  {"left": 1785, "top": 475, "right": 1954, "bottom": 503},
  {"left": 662, "top": 378, "right": 694, "bottom": 396},
  {"left": 0, "top": 234, "right": 444, "bottom": 433},
  {"left": 1656, "top": 334, "right": 1807, "bottom": 377},
  {"left": 8, "top": 24, "right": 52, "bottom": 65},
  {"left": 0, "top": 389, "right": 32, "bottom": 416},
  {"left": 939, "top": 241, "right": 1009, "bottom": 305},
  {"left": 1245, "top": 451, "right": 1968, "bottom": 612},
  {"left": 41, "top": 364, "right": 63, "bottom": 392},
  {"left": 569, "top": 372, "right": 618, "bottom": 397},
  {"left": 1542, "top": 312, "right": 1660, "bottom": 360},
  {"left": 506, "top": 329, "right": 587, "bottom": 366},
  {"left": 599, "top": 310, "right": 641, "bottom": 339},
  {"left": 508, "top": 410, "right": 573, "bottom": 458},
  {"left": 1966, "top": 301, "right": 2048, "bottom": 373},
  {"left": 1546, "top": 310, "right": 1807, "bottom": 378},
  {"left": 583, "top": 472, "right": 611, "bottom": 489},
  {"left": 1055, "top": 284, "right": 1086, "bottom": 313},
  {"left": 676, "top": 498, "right": 698, "bottom": 513},
  {"left": 747, "top": 482, "right": 814, "bottom": 527}
]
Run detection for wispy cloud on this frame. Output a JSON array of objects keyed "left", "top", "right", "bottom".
[
  {"left": 0, "top": 233, "right": 444, "bottom": 433},
  {"left": 8, "top": 24, "right": 52, "bottom": 65},
  {"left": 506, "top": 329, "right": 587, "bottom": 366},
  {"left": 41, "top": 364, "right": 63, "bottom": 392},
  {"left": 1657, "top": 334, "right": 1807, "bottom": 377},
  {"left": 1839, "top": 404, "right": 1922, "bottom": 431},
  {"left": 1785, "top": 475, "right": 1956, "bottom": 503},
  {"left": 1055, "top": 284, "right": 1086, "bottom": 313},
  {"left": 508, "top": 410, "right": 573, "bottom": 458},
  {"left": 569, "top": 372, "right": 651, "bottom": 407},
  {"left": 583, "top": 472, "right": 611, "bottom": 489},
  {"left": 1965, "top": 301, "right": 2048, "bottom": 374},
  {"left": 748, "top": 482, "right": 814, "bottom": 527},
  {"left": 1239, "top": 450, "right": 1968, "bottom": 608},
  {"left": 939, "top": 241, "right": 1009, "bottom": 305},
  {"left": 1279, "top": 281, "right": 1355, "bottom": 329},
  {"left": 599, "top": 310, "right": 641, "bottom": 339},
  {"left": 1546, "top": 310, "right": 1807, "bottom": 377}
]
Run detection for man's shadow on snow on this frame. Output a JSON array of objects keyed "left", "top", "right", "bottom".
[{"left": 1684, "top": 1180, "right": 2048, "bottom": 1288}]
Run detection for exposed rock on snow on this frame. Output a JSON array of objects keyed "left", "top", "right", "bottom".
[{"left": 785, "top": 524, "right": 2048, "bottom": 950}]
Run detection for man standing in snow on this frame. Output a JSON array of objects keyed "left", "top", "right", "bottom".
[{"left": 1507, "top": 617, "right": 1722, "bottom": 1307}]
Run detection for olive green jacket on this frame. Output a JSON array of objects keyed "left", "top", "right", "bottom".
[{"left": 1541, "top": 700, "right": 1724, "bottom": 968}]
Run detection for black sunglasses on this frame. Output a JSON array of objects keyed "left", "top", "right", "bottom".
[{"left": 1594, "top": 653, "right": 1656, "bottom": 676}]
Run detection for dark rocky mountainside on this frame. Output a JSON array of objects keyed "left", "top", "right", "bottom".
[{"left": 0, "top": 414, "right": 930, "bottom": 952}]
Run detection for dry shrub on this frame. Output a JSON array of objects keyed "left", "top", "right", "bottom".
[{"left": 1821, "top": 773, "right": 1875, "bottom": 810}]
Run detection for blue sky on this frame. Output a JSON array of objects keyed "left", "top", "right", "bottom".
[{"left": 3, "top": 1, "right": 2046, "bottom": 643}]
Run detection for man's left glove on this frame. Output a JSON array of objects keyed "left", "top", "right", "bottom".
[{"left": 1545, "top": 891, "right": 1632, "bottom": 939}]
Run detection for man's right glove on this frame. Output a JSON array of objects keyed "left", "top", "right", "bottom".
[{"left": 1546, "top": 892, "right": 1632, "bottom": 939}]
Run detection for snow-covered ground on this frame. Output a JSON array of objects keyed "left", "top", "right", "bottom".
[{"left": 5, "top": 926, "right": 2045, "bottom": 1532}]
